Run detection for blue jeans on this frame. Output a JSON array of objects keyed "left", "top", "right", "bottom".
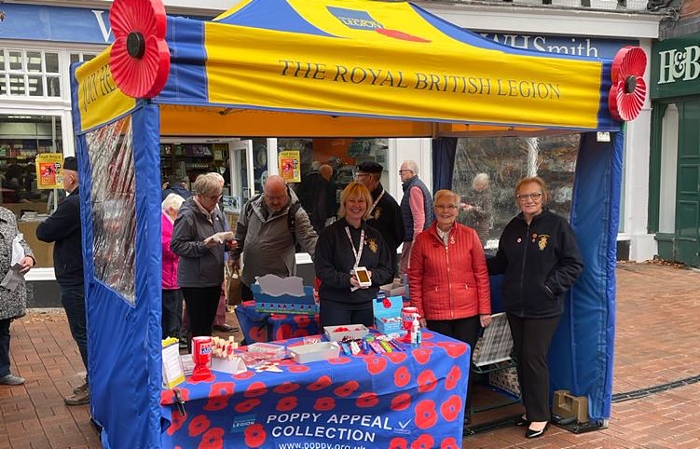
[
  {"left": 61, "top": 284, "right": 88, "bottom": 377},
  {"left": 0, "top": 319, "right": 11, "bottom": 377}
]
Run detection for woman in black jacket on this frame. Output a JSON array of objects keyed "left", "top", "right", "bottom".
[{"left": 488, "top": 176, "right": 583, "bottom": 439}]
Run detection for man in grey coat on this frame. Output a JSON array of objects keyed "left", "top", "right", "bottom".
[{"left": 232, "top": 175, "right": 318, "bottom": 301}]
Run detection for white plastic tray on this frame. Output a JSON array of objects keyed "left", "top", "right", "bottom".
[{"left": 289, "top": 342, "right": 340, "bottom": 364}]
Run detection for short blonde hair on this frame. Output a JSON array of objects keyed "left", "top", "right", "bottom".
[
  {"left": 433, "top": 189, "right": 460, "bottom": 207},
  {"left": 194, "top": 174, "right": 222, "bottom": 197},
  {"left": 162, "top": 193, "right": 185, "bottom": 212},
  {"left": 515, "top": 176, "right": 549, "bottom": 204},
  {"left": 338, "top": 182, "right": 372, "bottom": 219}
]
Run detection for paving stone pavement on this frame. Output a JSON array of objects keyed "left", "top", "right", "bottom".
[{"left": 0, "top": 261, "right": 698, "bottom": 449}]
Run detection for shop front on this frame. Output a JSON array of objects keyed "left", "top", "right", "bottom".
[{"left": 649, "top": 34, "right": 700, "bottom": 267}]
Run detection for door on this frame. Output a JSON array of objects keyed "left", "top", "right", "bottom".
[
  {"left": 675, "top": 100, "right": 700, "bottom": 267},
  {"left": 228, "top": 140, "right": 254, "bottom": 212}
]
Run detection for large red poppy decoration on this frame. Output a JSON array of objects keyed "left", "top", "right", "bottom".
[
  {"left": 109, "top": 0, "right": 170, "bottom": 99},
  {"left": 608, "top": 46, "right": 647, "bottom": 122}
]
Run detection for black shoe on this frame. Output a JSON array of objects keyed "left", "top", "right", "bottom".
[
  {"left": 525, "top": 422, "right": 549, "bottom": 439},
  {"left": 213, "top": 324, "right": 238, "bottom": 333},
  {"left": 515, "top": 415, "right": 529, "bottom": 427}
]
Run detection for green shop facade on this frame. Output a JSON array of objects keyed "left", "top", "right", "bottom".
[{"left": 650, "top": 35, "right": 700, "bottom": 267}]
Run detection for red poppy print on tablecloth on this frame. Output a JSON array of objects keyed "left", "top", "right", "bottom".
[
  {"left": 389, "top": 437, "right": 409, "bottom": 449},
  {"left": 394, "top": 365, "right": 411, "bottom": 388},
  {"left": 287, "top": 364, "right": 310, "bottom": 373},
  {"left": 108, "top": 0, "right": 170, "bottom": 98},
  {"left": 188, "top": 414, "right": 211, "bottom": 437},
  {"left": 244, "top": 381, "right": 268, "bottom": 398},
  {"left": 364, "top": 356, "right": 388, "bottom": 375},
  {"left": 203, "top": 395, "right": 228, "bottom": 412},
  {"left": 385, "top": 351, "right": 407, "bottom": 364},
  {"left": 276, "top": 396, "right": 298, "bottom": 412},
  {"left": 234, "top": 398, "right": 262, "bottom": 413},
  {"left": 412, "top": 348, "right": 431, "bottom": 365},
  {"left": 203, "top": 382, "right": 235, "bottom": 411},
  {"left": 274, "top": 323, "right": 293, "bottom": 341},
  {"left": 410, "top": 433, "right": 435, "bottom": 449},
  {"left": 440, "top": 395, "right": 463, "bottom": 422},
  {"left": 390, "top": 393, "right": 411, "bottom": 411},
  {"left": 198, "top": 427, "right": 224, "bottom": 449},
  {"left": 307, "top": 375, "right": 333, "bottom": 391},
  {"left": 417, "top": 369, "right": 438, "bottom": 393},
  {"left": 273, "top": 381, "right": 300, "bottom": 394},
  {"left": 313, "top": 397, "right": 336, "bottom": 411},
  {"left": 414, "top": 400, "right": 438, "bottom": 429},
  {"left": 328, "top": 356, "right": 351, "bottom": 365},
  {"left": 440, "top": 437, "right": 459, "bottom": 449},
  {"left": 249, "top": 326, "right": 268, "bottom": 343},
  {"left": 165, "top": 409, "right": 187, "bottom": 436},
  {"left": 356, "top": 392, "right": 379, "bottom": 408},
  {"left": 334, "top": 380, "right": 359, "bottom": 397},
  {"left": 436, "top": 341, "right": 468, "bottom": 358},
  {"left": 445, "top": 365, "right": 461, "bottom": 391},
  {"left": 293, "top": 314, "right": 311, "bottom": 327},
  {"left": 291, "top": 328, "right": 310, "bottom": 338},
  {"left": 161, "top": 387, "right": 190, "bottom": 405},
  {"left": 244, "top": 423, "right": 267, "bottom": 448},
  {"left": 234, "top": 371, "right": 255, "bottom": 380}
]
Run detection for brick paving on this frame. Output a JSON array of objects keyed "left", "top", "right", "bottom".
[{"left": 0, "top": 261, "right": 698, "bottom": 449}]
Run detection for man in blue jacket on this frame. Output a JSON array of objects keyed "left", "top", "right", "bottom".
[{"left": 36, "top": 156, "right": 89, "bottom": 406}]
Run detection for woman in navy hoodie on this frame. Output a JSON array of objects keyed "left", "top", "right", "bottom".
[{"left": 488, "top": 176, "right": 583, "bottom": 439}]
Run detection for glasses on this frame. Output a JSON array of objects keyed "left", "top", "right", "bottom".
[
  {"left": 516, "top": 192, "right": 543, "bottom": 202},
  {"left": 207, "top": 193, "right": 223, "bottom": 201}
]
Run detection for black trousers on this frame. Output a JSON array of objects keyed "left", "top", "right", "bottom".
[
  {"left": 161, "top": 289, "right": 183, "bottom": 340},
  {"left": 241, "top": 283, "right": 255, "bottom": 302},
  {"left": 319, "top": 300, "right": 374, "bottom": 327},
  {"left": 181, "top": 286, "right": 221, "bottom": 344},
  {"left": 507, "top": 313, "right": 561, "bottom": 422},
  {"left": 426, "top": 316, "right": 481, "bottom": 414}
]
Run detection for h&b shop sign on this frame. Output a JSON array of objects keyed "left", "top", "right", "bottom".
[{"left": 652, "top": 35, "right": 700, "bottom": 99}]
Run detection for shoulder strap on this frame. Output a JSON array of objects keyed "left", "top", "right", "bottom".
[{"left": 288, "top": 201, "right": 301, "bottom": 244}]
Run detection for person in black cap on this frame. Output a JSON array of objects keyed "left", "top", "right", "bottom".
[
  {"left": 36, "top": 156, "right": 89, "bottom": 406},
  {"left": 354, "top": 161, "right": 404, "bottom": 277}
]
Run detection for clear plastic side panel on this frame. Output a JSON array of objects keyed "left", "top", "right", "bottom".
[{"left": 85, "top": 116, "right": 136, "bottom": 305}]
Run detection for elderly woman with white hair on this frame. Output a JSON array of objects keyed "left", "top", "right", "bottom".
[
  {"left": 161, "top": 193, "right": 186, "bottom": 340},
  {"left": 171, "top": 174, "right": 236, "bottom": 348},
  {"left": 409, "top": 189, "right": 491, "bottom": 422}
]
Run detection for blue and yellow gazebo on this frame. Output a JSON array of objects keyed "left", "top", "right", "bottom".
[{"left": 70, "top": 0, "right": 646, "bottom": 446}]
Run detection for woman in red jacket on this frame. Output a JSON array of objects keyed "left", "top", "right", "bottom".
[{"left": 408, "top": 189, "right": 492, "bottom": 420}]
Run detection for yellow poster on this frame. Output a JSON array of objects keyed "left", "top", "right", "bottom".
[
  {"left": 278, "top": 151, "right": 301, "bottom": 183},
  {"left": 35, "top": 153, "right": 64, "bottom": 190}
]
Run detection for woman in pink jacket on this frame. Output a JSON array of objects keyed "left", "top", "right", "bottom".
[
  {"left": 162, "top": 193, "right": 186, "bottom": 340},
  {"left": 408, "top": 189, "right": 492, "bottom": 421}
]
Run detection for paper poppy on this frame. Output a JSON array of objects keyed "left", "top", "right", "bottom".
[
  {"left": 109, "top": 0, "right": 170, "bottom": 98},
  {"left": 608, "top": 46, "right": 647, "bottom": 121}
]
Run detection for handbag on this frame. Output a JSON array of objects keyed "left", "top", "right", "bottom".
[{"left": 225, "top": 265, "right": 243, "bottom": 306}]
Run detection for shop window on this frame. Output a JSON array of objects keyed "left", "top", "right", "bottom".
[
  {"left": 0, "top": 49, "right": 61, "bottom": 98},
  {"left": 0, "top": 114, "right": 62, "bottom": 208},
  {"left": 453, "top": 135, "right": 579, "bottom": 249}
]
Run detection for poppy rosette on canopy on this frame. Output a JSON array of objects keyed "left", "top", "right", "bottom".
[
  {"left": 109, "top": 0, "right": 170, "bottom": 99},
  {"left": 608, "top": 46, "right": 647, "bottom": 122}
]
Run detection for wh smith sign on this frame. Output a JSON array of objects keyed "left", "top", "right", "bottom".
[{"left": 651, "top": 35, "right": 700, "bottom": 99}]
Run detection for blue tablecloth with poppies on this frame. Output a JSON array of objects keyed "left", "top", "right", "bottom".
[
  {"left": 160, "top": 330, "right": 470, "bottom": 448},
  {"left": 235, "top": 300, "right": 322, "bottom": 344}
]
